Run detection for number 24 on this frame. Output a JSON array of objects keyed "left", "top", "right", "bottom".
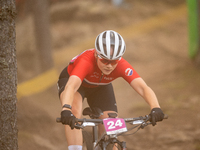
[{"left": 107, "top": 119, "right": 123, "bottom": 129}]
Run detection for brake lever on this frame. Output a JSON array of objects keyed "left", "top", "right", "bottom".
[
  {"left": 74, "top": 123, "right": 83, "bottom": 129},
  {"left": 139, "top": 122, "right": 146, "bottom": 129},
  {"left": 145, "top": 115, "right": 151, "bottom": 121},
  {"left": 139, "top": 116, "right": 151, "bottom": 129}
]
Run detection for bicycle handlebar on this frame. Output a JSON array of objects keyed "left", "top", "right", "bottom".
[{"left": 56, "top": 114, "right": 168, "bottom": 124}]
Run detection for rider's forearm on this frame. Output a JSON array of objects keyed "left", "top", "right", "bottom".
[
  {"left": 142, "top": 86, "right": 161, "bottom": 109},
  {"left": 60, "top": 86, "right": 75, "bottom": 110},
  {"left": 60, "top": 75, "right": 82, "bottom": 111},
  {"left": 130, "top": 78, "right": 161, "bottom": 109}
]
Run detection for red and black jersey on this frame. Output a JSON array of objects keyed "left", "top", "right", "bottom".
[{"left": 67, "top": 49, "right": 140, "bottom": 88}]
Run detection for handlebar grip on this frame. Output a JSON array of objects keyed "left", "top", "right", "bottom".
[
  {"left": 164, "top": 114, "right": 168, "bottom": 119},
  {"left": 56, "top": 118, "right": 61, "bottom": 123},
  {"left": 149, "top": 114, "right": 168, "bottom": 120},
  {"left": 56, "top": 118, "right": 82, "bottom": 129}
]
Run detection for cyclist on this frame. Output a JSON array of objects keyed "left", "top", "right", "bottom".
[{"left": 57, "top": 30, "right": 164, "bottom": 150}]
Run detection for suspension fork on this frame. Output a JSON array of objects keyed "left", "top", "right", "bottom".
[
  {"left": 115, "top": 140, "right": 127, "bottom": 150},
  {"left": 102, "top": 142, "right": 107, "bottom": 150},
  {"left": 93, "top": 126, "right": 98, "bottom": 148},
  {"left": 121, "top": 141, "right": 127, "bottom": 150}
]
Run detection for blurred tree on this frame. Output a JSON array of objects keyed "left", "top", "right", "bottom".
[
  {"left": 187, "top": 0, "right": 200, "bottom": 67},
  {"left": 0, "top": 0, "right": 18, "bottom": 149},
  {"left": 32, "top": 0, "right": 53, "bottom": 71}
]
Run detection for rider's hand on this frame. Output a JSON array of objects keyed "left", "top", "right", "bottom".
[
  {"left": 61, "top": 110, "right": 77, "bottom": 129},
  {"left": 149, "top": 108, "right": 164, "bottom": 126}
]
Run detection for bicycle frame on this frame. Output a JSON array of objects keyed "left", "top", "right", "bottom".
[
  {"left": 80, "top": 117, "right": 146, "bottom": 149},
  {"left": 78, "top": 110, "right": 128, "bottom": 149},
  {"left": 80, "top": 120, "right": 124, "bottom": 149}
]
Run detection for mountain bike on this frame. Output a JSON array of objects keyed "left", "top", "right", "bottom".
[{"left": 56, "top": 107, "right": 168, "bottom": 150}]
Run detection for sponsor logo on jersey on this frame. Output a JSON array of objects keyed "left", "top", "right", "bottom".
[
  {"left": 90, "top": 72, "right": 100, "bottom": 78},
  {"left": 103, "top": 76, "right": 114, "bottom": 80},
  {"left": 125, "top": 68, "right": 133, "bottom": 76}
]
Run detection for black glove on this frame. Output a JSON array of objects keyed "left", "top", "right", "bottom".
[
  {"left": 150, "top": 108, "right": 164, "bottom": 126},
  {"left": 61, "top": 110, "right": 77, "bottom": 129}
]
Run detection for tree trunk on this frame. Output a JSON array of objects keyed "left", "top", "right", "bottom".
[
  {"left": 0, "top": 0, "right": 18, "bottom": 150},
  {"left": 32, "top": 0, "right": 53, "bottom": 72}
]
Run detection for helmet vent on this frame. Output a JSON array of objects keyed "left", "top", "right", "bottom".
[{"left": 95, "top": 30, "right": 126, "bottom": 60}]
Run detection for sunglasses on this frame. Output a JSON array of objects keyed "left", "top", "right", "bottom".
[{"left": 97, "top": 55, "right": 119, "bottom": 65}]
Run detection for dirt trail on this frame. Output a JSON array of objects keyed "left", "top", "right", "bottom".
[{"left": 17, "top": 1, "right": 200, "bottom": 150}]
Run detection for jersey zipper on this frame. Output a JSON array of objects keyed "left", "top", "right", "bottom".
[{"left": 99, "top": 72, "right": 104, "bottom": 83}]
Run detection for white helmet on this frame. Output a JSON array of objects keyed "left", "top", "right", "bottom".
[{"left": 95, "top": 30, "right": 126, "bottom": 60}]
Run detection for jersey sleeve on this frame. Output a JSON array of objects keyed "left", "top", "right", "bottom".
[
  {"left": 117, "top": 58, "right": 140, "bottom": 84},
  {"left": 68, "top": 59, "right": 93, "bottom": 81}
]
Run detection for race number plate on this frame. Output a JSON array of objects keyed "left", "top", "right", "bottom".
[{"left": 103, "top": 118, "right": 127, "bottom": 135}]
